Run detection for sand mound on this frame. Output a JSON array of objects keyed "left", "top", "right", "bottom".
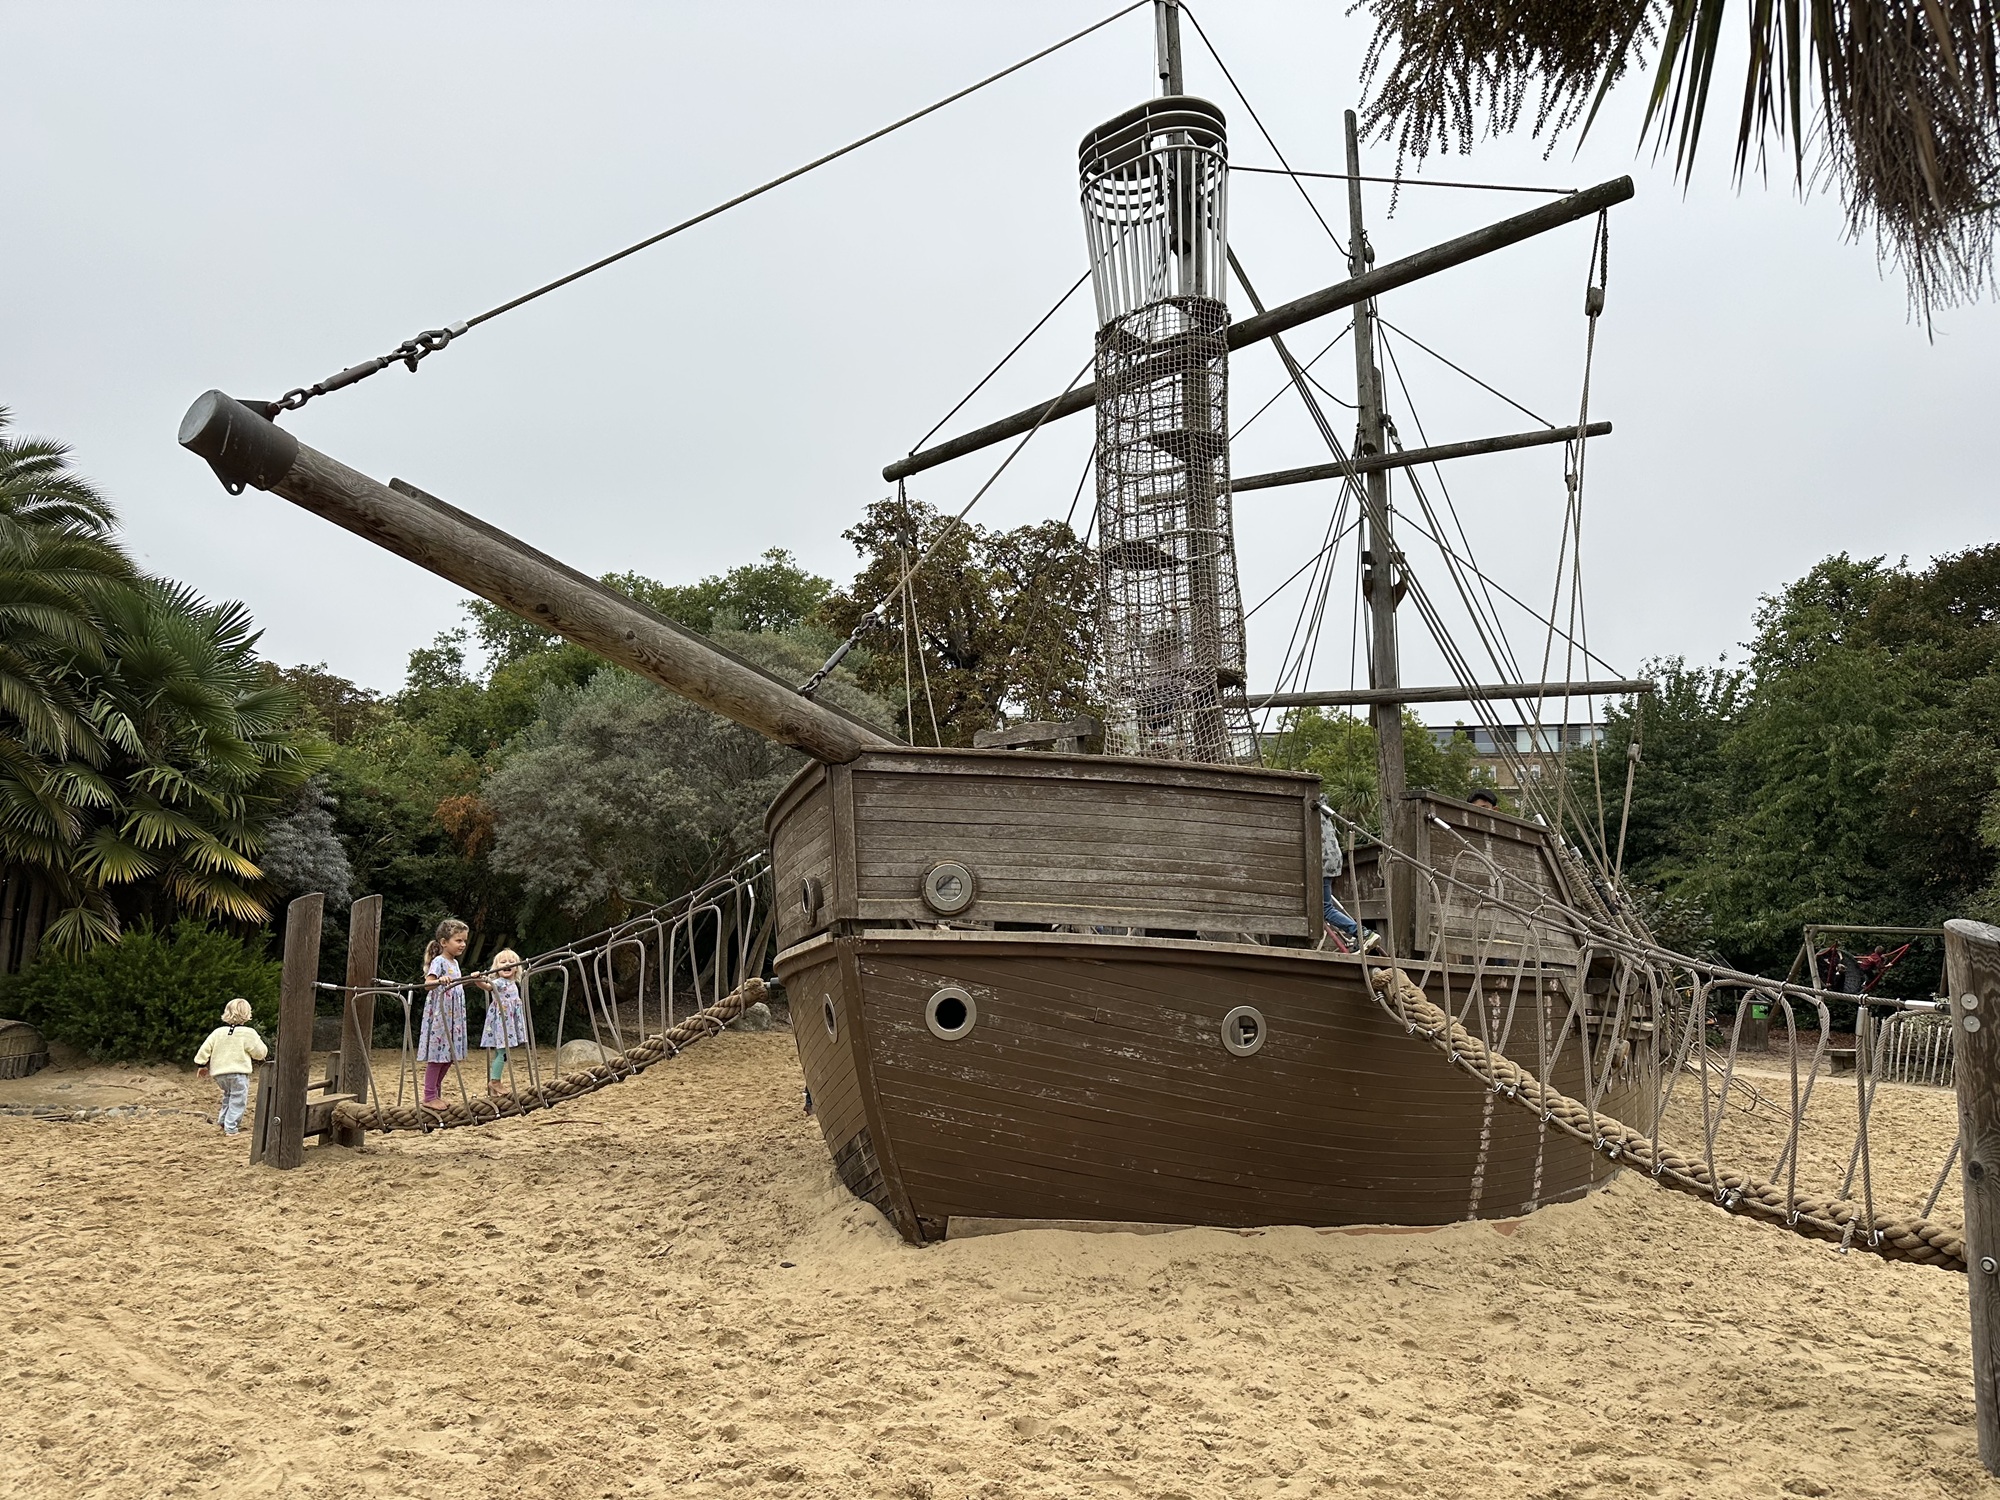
[{"left": 0, "top": 1032, "right": 1980, "bottom": 1499}]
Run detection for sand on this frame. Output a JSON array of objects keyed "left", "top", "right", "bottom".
[{"left": 0, "top": 1030, "right": 1984, "bottom": 1500}]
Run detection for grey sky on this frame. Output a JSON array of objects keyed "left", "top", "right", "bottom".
[{"left": 6, "top": 2, "right": 1993, "bottom": 708}]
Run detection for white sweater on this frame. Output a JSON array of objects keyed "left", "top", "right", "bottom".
[{"left": 194, "top": 1025, "right": 268, "bottom": 1077}]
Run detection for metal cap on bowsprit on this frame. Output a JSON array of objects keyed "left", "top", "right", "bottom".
[{"left": 178, "top": 390, "right": 300, "bottom": 495}]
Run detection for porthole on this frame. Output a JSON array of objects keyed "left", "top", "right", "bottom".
[
  {"left": 800, "top": 875, "right": 823, "bottom": 922},
  {"left": 1221, "top": 1005, "right": 1266, "bottom": 1057},
  {"left": 823, "top": 995, "right": 838, "bottom": 1039},
  {"left": 922, "top": 861, "right": 976, "bottom": 916},
  {"left": 925, "top": 985, "right": 978, "bottom": 1041}
]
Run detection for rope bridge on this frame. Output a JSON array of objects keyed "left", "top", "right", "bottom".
[
  {"left": 306, "top": 859, "right": 773, "bottom": 1140},
  {"left": 331, "top": 980, "right": 761, "bottom": 1133},
  {"left": 1366, "top": 964, "right": 1965, "bottom": 1271},
  {"left": 1346, "top": 806, "right": 1970, "bottom": 1273}
]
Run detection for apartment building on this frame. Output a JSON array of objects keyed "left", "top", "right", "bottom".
[{"left": 1428, "top": 721, "right": 1607, "bottom": 792}]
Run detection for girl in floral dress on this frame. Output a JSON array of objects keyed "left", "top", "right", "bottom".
[
  {"left": 418, "top": 919, "right": 486, "bottom": 1108},
  {"left": 481, "top": 948, "right": 529, "bottom": 1097}
]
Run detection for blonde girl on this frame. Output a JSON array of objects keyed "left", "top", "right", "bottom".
[
  {"left": 194, "top": 997, "right": 268, "bottom": 1136},
  {"left": 480, "top": 948, "right": 528, "bottom": 1096},
  {"left": 418, "top": 919, "right": 487, "bottom": 1108}
]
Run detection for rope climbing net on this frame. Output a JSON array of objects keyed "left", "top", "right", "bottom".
[
  {"left": 327, "top": 856, "right": 773, "bottom": 1135},
  {"left": 1082, "top": 95, "right": 1253, "bottom": 763},
  {"left": 1340, "top": 807, "right": 1968, "bottom": 1271}
]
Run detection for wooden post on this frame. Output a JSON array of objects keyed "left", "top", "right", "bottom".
[
  {"left": 262, "top": 892, "right": 323, "bottom": 1170},
  {"left": 1947, "top": 917, "right": 2000, "bottom": 1475},
  {"left": 334, "top": 893, "right": 382, "bottom": 1150}
]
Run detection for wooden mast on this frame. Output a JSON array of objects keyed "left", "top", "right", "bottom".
[
  {"left": 1155, "top": 0, "right": 1184, "bottom": 94},
  {"left": 1343, "top": 109, "right": 1414, "bottom": 955}
]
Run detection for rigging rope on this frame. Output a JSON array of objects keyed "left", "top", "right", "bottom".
[{"left": 261, "top": 1, "right": 1149, "bottom": 415}]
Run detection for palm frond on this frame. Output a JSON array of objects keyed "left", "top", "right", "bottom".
[{"left": 1356, "top": 0, "right": 2000, "bottom": 314}]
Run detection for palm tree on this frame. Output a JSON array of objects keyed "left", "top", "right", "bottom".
[
  {"left": 1354, "top": 1, "right": 1999, "bottom": 314},
  {"left": 0, "top": 407, "right": 121, "bottom": 541},
  {"left": 69, "top": 580, "right": 326, "bottom": 944},
  {"left": 0, "top": 410, "right": 325, "bottom": 958},
  {"left": 0, "top": 412, "right": 134, "bottom": 960}
]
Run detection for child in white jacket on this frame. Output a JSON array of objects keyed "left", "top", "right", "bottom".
[{"left": 194, "top": 998, "right": 269, "bottom": 1137}]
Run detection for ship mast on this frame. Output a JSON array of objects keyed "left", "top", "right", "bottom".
[
  {"left": 1342, "top": 108, "right": 1415, "bottom": 954},
  {"left": 1155, "top": 0, "right": 1184, "bottom": 93}
]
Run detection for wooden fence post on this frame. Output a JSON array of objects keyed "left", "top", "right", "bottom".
[
  {"left": 262, "top": 892, "right": 323, "bottom": 1170},
  {"left": 1947, "top": 917, "right": 2000, "bottom": 1475},
  {"left": 333, "top": 894, "right": 382, "bottom": 1150}
]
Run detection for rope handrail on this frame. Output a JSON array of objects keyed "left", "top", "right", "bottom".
[
  {"left": 333, "top": 980, "right": 761, "bottom": 1134},
  {"left": 1364, "top": 962, "right": 1966, "bottom": 1271}
]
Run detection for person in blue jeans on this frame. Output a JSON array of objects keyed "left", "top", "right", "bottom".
[
  {"left": 1318, "top": 801, "right": 1374, "bottom": 951},
  {"left": 194, "top": 998, "right": 268, "bottom": 1137}
]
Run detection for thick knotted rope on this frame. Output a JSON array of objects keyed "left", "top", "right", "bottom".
[
  {"left": 332, "top": 979, "right": 763, "bottom": 1134},
  {"left": 1367, "top": 965, "right": 1967, "bottom": 1272}
]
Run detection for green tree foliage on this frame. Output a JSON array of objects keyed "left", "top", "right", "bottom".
[
  {"left": 0, "top": 410, "right": 324, "bottom": 952},
  {"left": 4, "top": 920, "right": 280, "bottom": 1062},
  {"left": 1262, "top": 708, "right": 1480, "bottom": 828},
  {"left": 484, "top": 635, "right": 890, "bottom": 929},
  {"left": 283, "top": 552, "right": 873, "bottom": 971},
  {"left": 816, "top": 494, "right": 1097, "bottom": 745},
  {"left": 1597, "top": 548, "right": 2000, "bottom": 976}
]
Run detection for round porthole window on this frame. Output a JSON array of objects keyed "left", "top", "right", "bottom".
[
  {"left": 799, "top": 876, "right": 823, "bottom": 921},
  {"left": 1221, "top": 1005, "right": 1266, "bottom": 1057},
  {"left": 925, "top": 985, "right": 978, "bottom": 1040},
  {"left": 823, "top": 995, "right": 838, "bottom": 1039},
  {"left": 922, "top": 861, "right": 976, "bottom": 916}
]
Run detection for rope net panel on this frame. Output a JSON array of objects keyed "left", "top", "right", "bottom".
[{"left": 1082, "top": 97, "right": 1252, "bottom": 763}]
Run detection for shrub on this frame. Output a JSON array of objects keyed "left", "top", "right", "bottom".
[{"left": 4, "top": 922, "right": 281, "bottom": 1063}]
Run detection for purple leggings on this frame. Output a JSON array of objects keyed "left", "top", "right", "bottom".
[{"left": 423, "top": 1061, "right": 450, "bottom": 1102}]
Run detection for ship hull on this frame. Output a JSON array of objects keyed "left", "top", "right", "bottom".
[{"left": 780, "top": 929, "right": 1643, "bottom": 1243}]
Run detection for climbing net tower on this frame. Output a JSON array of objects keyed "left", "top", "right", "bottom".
[{"left": 1080, "top": 97, "right": 1252, "bottom": 764}]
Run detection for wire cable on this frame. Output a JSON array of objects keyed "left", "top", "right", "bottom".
[
  {"left": 267, "top": 1, "right": 1150, "bottom": 414},
  {"left": 1178, "top": 5, "right": 1350, "bottom": 260},
  {"left": 909, "top": 269, "right": 1093, "bottom": 456},
  {"left": 1231, "top": 165, "right": 1577, "bottom": 195}
]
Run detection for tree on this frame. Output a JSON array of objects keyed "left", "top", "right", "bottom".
[
  {"left": 1262, "top": 707, "right": 1480, "bottom": 828},
  {"left": 484, "top": 633, "right": 891, "bottom": 929},
  {"left": 1580, "top": 549, "right": 2000, "bottom": 976},
  {"left": 1354, "top": 1, "right": 2000, "bottom": 312},
  {"left": 0, "top": 413, "right": 324, "bottom": 955},
  {"left": 73, "top": 580, "right": 326, "bottom": 938},
  {"left": 816, "top": 494, "right": 1097, "bottom": 745}
]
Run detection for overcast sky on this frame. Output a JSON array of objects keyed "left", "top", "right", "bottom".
[{"left": 6, "top": 2, "right": 1994, "bottom": 711}]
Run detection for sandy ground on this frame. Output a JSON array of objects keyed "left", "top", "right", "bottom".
[{"left": 0, "top": 1029, "right": 1984, "bottom": 1500}]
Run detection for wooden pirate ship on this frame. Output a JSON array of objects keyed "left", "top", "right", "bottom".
[{"left": 180, "top": 3, "right": 1652, "bottom": 1242}]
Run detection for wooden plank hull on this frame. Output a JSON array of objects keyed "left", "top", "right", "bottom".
[{"left": 778, "top": 930, "right": 1646, "bottom": 1243}]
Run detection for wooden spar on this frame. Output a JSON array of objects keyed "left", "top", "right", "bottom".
[
  {"left": 1947, "top": 918, "right": 2000, "bottom": 1475},
  {"left": 1232, "top": 422, "right": 1613, "bottom": 495},
  {"left": 1250, "top": 679, "right": 1654, "bottom": 709},
  {"left": 881, "top": 174, "right": 1635, "bottom": 482},
  {"left": 179, "top": 391, "right": 899, "bottom": 765}
]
